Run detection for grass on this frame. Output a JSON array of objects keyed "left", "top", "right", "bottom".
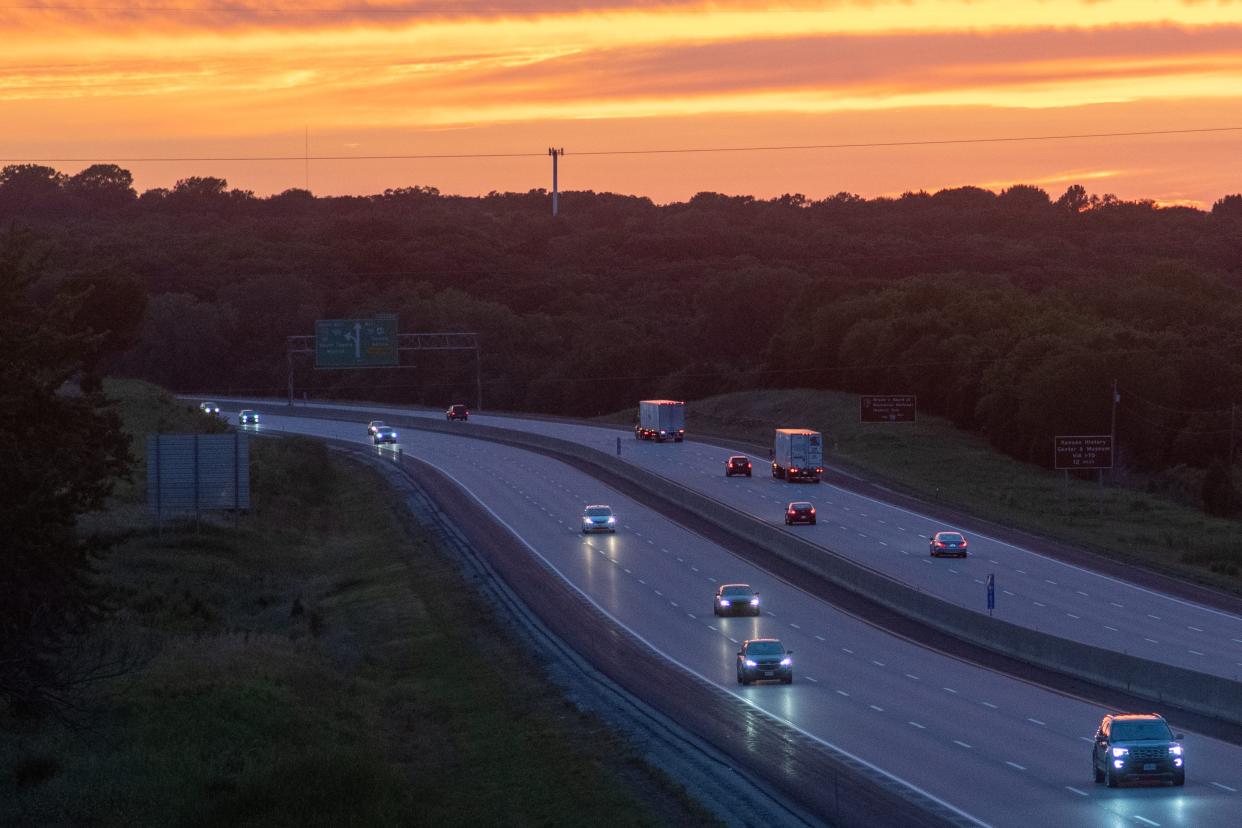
[
  {"left": 2, "top": 379, "right": 718, "bottom": 827},
  {"left": 601, "top": 389, "right": 1242, "bottom": 594}
]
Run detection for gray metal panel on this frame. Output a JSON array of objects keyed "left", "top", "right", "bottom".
[{"left": 147, "top": 433, "right": 250, "bottom": 513}]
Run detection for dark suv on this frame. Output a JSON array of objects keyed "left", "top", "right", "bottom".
[
  {"left": 446, "top": 404, "right": 469, "bottom": 421},
  {"left": 725, "top": 455, "right": 753, "bottom": 477},
  {"left": 1092, "top": 713, "right": 1185, "bottom": 787},
  {"left": 736, "top": 639, "right": 793, "bottom": 685},
  {"left": 713, "top": 583, "right": 760, "bottom": 617}
]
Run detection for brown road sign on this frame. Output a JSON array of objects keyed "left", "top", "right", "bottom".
[
  {"left": 1054, "top": 435, "right": 1113, "bottom": 469},
  {"left": 861, "top": 395, "right": 917, "bottom": 423}
]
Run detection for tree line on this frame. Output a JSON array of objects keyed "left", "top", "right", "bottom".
[{"left": 5, "top": 162, "right": 1242, "bottom": 495}]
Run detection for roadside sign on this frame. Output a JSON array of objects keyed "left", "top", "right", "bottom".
[
  {"left": 986, "top": 573, "right": 995, "bottom": 615},
  {"left": 1054, "top": 435, "right": 1113, "bottom": 470},
  {"left": 861, "top": 395, "right": 917, "bottom": 423},
  {"left": 315, "top": 317, "right": 398, "bottom": 368}
]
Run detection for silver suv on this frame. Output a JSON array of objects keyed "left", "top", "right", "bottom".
[{"left": 1092, "top": 713, "right": 1184, "bottom": 787}]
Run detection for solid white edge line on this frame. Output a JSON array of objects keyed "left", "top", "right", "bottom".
[{"left": 418, "top": 457, "right": 992, "bottom": 828}]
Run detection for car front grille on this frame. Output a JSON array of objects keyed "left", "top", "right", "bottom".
[{"left": 1130, "top": 747, "right": 1168, "bottom": 760}]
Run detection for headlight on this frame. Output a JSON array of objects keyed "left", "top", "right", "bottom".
[
  {"left": 607, "top": 517, "right": 616, "bottom": 524},
  {"left": 1111, "top": 747, "right": 1129, "bottom": 758},
  {"left": 1170, "top": 746, "right": 1183, "bottom": 756},
  {"left": 750, "top": 598, "right": 759, "bottom": 605},
  {"left": 780, "top": 657, "right": 792, "bottom": 666},
  {"left": 744, "top": 659, "right": 757, "bottom": 668},
  {"left": 720, "top": 599, "right": 731, "bottom": 606}
]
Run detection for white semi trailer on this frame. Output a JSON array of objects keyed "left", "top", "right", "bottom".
[
  {"left": 772, "top": 428, "right": 823, "bottom": 482},
  {"left": 636, "top": 400, "right": 686, "bottom": 442}
]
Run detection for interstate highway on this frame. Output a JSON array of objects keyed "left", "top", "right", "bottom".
[
  {"left": 219, "top": 398, "right": 1242, "bottom": 682},
  {"left": 231, "top": 408, "right": 1242, "bottom": 828}
]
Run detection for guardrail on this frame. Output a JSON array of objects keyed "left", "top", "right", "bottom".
[{"left": 386, "top": 415, "right": 1242, "bottom": 726}]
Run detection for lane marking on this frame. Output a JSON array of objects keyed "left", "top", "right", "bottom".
[
  {"left": 1065, "top": 786, "right": 1088, "bottom": 797},
  {"left": 1027, "top": 718, "right": 1046, "bottom": 726},
  {"left": 1212, "top": 782, "right": 1238, "bottom": 792},
  {"left": 815, "top": 635, "right": 826, "bottom": 642},
  {"left": 869, "top": 704, "right": 885, "bottom": 712},
  {"left": 1111, "top": 602, "right": 1124, "bottom": 608},
  {"left": 954, "top": 740, "right": 973, "bottom": 749},
  {"left": 908, "top": 721, "right": 926, "bottom": 729},
  {"left": 905, "top": 674, "right": 920, "bottom": 681},
  {"left": 1005, "top": 761, "right": 1026, "bottom": 771},
  {"left": 1104, "top": 626, "right": 1119, "bottom": 632},
  {"left": 1147, "top": 614, "right": 1161, "bottom": 621},
  {"left": 1066, "top": 613, "right": 1080, "bottom": 619},
  {"left": 1189, "top": 650, "right": 1205, "bottom": 656},
  {"left": 805, "top": 676, "right": 818, "bottom": 683},
  {"left": 942, "top": 687, "right": 958, "bottom": 694},
  {"left": 842, "top": 648, "right": 854, "bottom": 654},
  {"left": 1133, "top": 817, "right": 1159, "bottom": 827},
  {"left": 836, "top": 690, "right": 850, "bottom": 697},
  {"left": 1188, "top": 626, "right": 1204, "bottom": 632},
  {"left": 982, "top": 702, "right": 999, "bottom": 709}
]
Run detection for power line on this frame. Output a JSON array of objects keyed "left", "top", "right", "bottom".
[{"left": 6, "top": 126, "right": 1242, "bottom": 166}]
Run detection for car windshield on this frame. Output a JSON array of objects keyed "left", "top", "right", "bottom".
[
  {"left": 451, "top": 406, "right": 466, "bottom": 413},
  {"left": 939, "top": 533, "right": 964, "bottom": 542},
  {"left": 371, "top": 421, "right": 384, "bottom": 426},
  {"left": 1111, "top": 720, "right": 1173, "bottom": 741},
  {"left": 746, "top": 641, "right": 785, "bottom": 656},
  {"left": 240, "top": 410, "right": 253, "bottom": 415},
  {"left": 730, "top": 457, "right": 747, "bottom": 463},
  {"left": 722, "top": 586, "right": 753, "bottom": 597},
  {"left": 585, "top": 507, "right": 612, "bottom": 517},
  {"left": 790, "top": 503, "right": 811, "bottom": 510}
]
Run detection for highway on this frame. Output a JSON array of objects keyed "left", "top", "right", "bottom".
[
  {"left": 218, "top": 397, "right": 1242, "bottom": 682},
  {"left": 229, "top": 406, "right": 1242, "bottom": 828}
]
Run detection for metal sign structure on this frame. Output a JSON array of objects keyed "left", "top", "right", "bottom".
[
  {"left": 147, "top": 432, "right": 250, "bottom": 528},
  {"left": 314, "top": 317, "right": 399, "bottom": 368},
  {"left": 1054, "top": 435, "right": 1114, "bottom": 470},
  {"left": 287, "top": 331, "right": 483, "bottom": 410},
  {"left": 861, "top": 395, "right": 917, "bottom": 423},
  {"left": 986, "top": 573, "right": 995, "bottom": 616}
]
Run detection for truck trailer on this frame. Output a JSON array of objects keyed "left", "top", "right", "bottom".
[
  {"left": 636, "top": 400, "right": 686, "bottom": 442},
  {"left": 772, "top": 429, "right": 823, "bottom": 482}
]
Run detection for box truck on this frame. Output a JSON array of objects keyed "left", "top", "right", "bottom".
[
  {"left": 636, "top": 400, "right": 685, "bottom": 442},
  {"left": 772, "top": 429, "right": 823, "bottom": 482}
]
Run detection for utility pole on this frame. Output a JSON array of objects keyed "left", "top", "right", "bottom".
[{"left": 548, "top": 147, "right": 564, "bottom": 216}]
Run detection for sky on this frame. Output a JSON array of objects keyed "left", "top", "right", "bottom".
[{"left": 3, "top": 0, "right": 1242, "bottom": 206}]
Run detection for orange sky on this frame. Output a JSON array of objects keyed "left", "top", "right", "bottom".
[{"left": 3, "top": 1, "right": 1242, "bottom": 206}]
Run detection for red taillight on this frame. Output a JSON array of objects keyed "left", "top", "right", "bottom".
[
  {"left": 960, "top": 540, "right": 968, "bottom": 547},
  {"left": 746, "top": 463, "right": 752, "bottom": 468},
  {"left": 790, "top": 467, "right": 799, "bottom": 473},
  {"left": 787, "top": 510, "right": 796, "bottom": 516},
  {"left": 935, "top": 541, "right": 945, "bottom": 547},
  {"left": 809, "top": 508, "right": 816, "bottom": 514}
]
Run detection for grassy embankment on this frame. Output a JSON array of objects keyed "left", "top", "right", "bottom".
[
  {"left": 2, "top": 378, "right": 716, "bottom": 827},
  {"left": 602, "top": 389, "right": 1242, "bottom": 594}
]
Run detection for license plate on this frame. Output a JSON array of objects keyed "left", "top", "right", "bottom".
[
  {"left": 1143, "top": 763, "right": 1156, "bottom": 771},
  {"left": 764, "top": 671, "right": 774, "bottom": 677}
]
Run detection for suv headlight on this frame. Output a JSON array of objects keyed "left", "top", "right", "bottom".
[
  {"left": 719, "top": 599, "right": 731, "bottom": 606},
  {"left": 607, "top": 517, "right": 616, "bottom": 524},
  {"left": 750, "top": 597, "right": 759, "bottom": 605},
  {"left": 744, "top": 659, "right": 757, "bottom": 668},
  {"left": 1111, "top": 747, "right": 1129, "bottom": 758},
  {"left": 1169, "top": 746, "right": 1183, "bottom": 756},
  {"left": 780, "top": 657, "right": 792, "bottom": 666}
]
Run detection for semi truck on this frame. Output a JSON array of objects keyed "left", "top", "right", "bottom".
[
  {"left": 772, "top": 429, "right": 823, "bottom": 482},
  {"left": 636, "top": 400, "right": 686, "bottom": 442}
]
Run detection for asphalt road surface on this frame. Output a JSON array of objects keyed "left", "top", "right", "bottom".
[{"left": 227, "top": 407, "right": 1242, "bottom": 828}]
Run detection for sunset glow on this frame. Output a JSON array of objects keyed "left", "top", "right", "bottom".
[{"left": 4, "top": 1, "right": 1242, "bottom": 204}]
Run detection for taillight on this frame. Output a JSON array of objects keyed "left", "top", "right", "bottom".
[
  {"left": 790, "top": 467, "right": 799, "bottom": 473},
  {"left": 960, "top": 540, "right": 968, "bottom": 547},
  {"left": 746, "top": 463, "right": 752, "bottom": 468},
  {"left": 787, "top": 510, "right": 796, "bottom": 516},
  {"left": 809, "top": 508, "right": 816, "bottom": 514}
]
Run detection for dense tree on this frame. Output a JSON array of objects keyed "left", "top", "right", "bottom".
[{"left": 0, "top": 228, "right": 132, "bottom": 714}]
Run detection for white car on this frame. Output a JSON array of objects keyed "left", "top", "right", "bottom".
[
  {"left": 581, "top": 505, "right": 617, "bottom": 534},
  {"left": 199, "top": 401, "right": 220, "bottom": 415}
]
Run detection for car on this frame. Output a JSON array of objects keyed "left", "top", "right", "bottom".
[
  {"left": 446, "top": 404, "right": 469, "bottom": 421},
  {"left": 714, "top": 583, "right": 760, "bottom": 617},
  {"left": 784, "top": 501, "right": 816, "bottom": 525},
  {"left": 199, "top": 401, "right": 220, "bottom": 415},
  {"left": 238, "top": 409, "right": 260, "bottom": 425},
  {"left": 736, "top": 639, "right": 793, "bottom": 685},
  {"left": 372, "top": 426, "right": 399, "bottom": 445},
  {"left": 725, "top": 456, "right": 753, "bottom": 477},
  {"left": 1092, "top": 713, "right": 1184, "bottom": 787},
  {"left": 367, "top": 420, "right": 386, "bottom": 436},
  {"left": 581, "top": 504, "right": 616, "bottom": 534},
  {"left": 929, "top": 531, "right": 969, "bottom": 557}
]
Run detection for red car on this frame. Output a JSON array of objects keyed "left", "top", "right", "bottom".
[
  {"left": 446, "top": 404, "right": 469, "bottom": 421},
  {"left": 784, "top": 502, "right": 816, "bottom": 525},
  {"left": 725, "top": 455, "right": 753, "bottom": 477}
]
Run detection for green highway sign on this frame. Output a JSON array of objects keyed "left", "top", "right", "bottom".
[{"left": 315, "top": 317, "right": 398, "bottom": 368}]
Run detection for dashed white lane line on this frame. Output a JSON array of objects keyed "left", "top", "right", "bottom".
[
  {"left": 624, "top": 568, "right": 632, "bottom": 574},
  {"left": 1044, "top": 580, "right": 1057, "bottom": 586},
  {"left": 1065, "top": 786, "right": 1089, "bottom": 797},
  {"left": 1075, "top": 590, "right": 1089, "bottom": 597},
  {"left": 1105, "top": 625, "right": 1119, "bottom": 632},
  {"left": 1111, "top": 602, "right": 1124, "bottom": 608},
  {"left": 805, "top": 677, "right": 818, "bottom": 683},
  {"left": 1211, "top": 782, "right": 1238, "bottom": 792},
  {"left": 707, "top": 625, "right": 717, "bottom": 631},
  {"left": 1027, "top": 718, "right": 1046, "bottom": 726},
  {"left": 686, "top": 613, "right": 697, "bottom": 619},
  {"left": 790, "top": 623, "right": 801, "bottom": 629},
  {"left": 1005, "top": 761, "right": 1027, "bottom": 771},
  {"left": 639, "top": 579, "right": 646, "bottom": 585},
  {"left": 879, "top": 541, "right": 888, "bottom": 547},
  {"left": 1066, "top": 613, "right": 1080, "bottom": 619},
  {"left": 954, "top": 741, "right": 973, "bottom": 750},
  {"left": 943, "top": 687, "right": 958, "bottom": 694},
  {"left": 1188, "top": 626, "right": 1204, "bottom": 632},
  {"left": 836, "top": 689, "right": 850, "bottom": 697},
  {"left": 905, "top": 674, "right": 920, "bottom": 681},
  {"left": 707, "top": 576, "right": 717, "bottom": 583},
  {"left": 1232, "top": 638, "right": 1242, "bottom": 644},
  {"left": 869, "top": 704, "right": 885, "bottom": 712},
  {"left": 1189, "top": 650, "right": 1205, "bottom": 656},
  {"left": 655, "top": 590, "right": 663, "bottom": 597},
  {"left": 982, "top": 702, "right": 999, "bottom": 709},
  {"left": 1003, "top": 590, "right": 1016, "bottom": 596},
  {"left": 1147, "top": 614, "right": 1161, "bottom": 620},
  {"left": 815, "top": 635, "right": 826, "bottom": 642},
  {"left": 1144, "top": 638, "right": 1159, "bottom": 644},
  {"left": 842, "top": 648, "right": 854, "bottom": 654},
  {"left": 1016, "top": 569, "right": 1027, "bottom": 575},
  {"left": 908, "top": 721, "right": 927, "bottom": 729},
  {"left": 1033, "top": 601, "right": 1046, "bottom": 607},
  {"left": 1133, "top": 816, "right": 1159, "bottom": 827},
  {"left": 670, "top": 601, "right": 679, "bottom": 607},
  {"left": 729, "top": 638, "right": 738, "bottom": 644},
  {"left": 872, "top": 660, "right": 886, "bottom": 667}
]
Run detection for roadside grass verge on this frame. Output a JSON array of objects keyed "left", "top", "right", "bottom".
[
  {"left": 2, "top": 380, "right": 717, "bottom": 827},
  {"left": 601, "top": 389, "right": 1242, "bottom": 594}
]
